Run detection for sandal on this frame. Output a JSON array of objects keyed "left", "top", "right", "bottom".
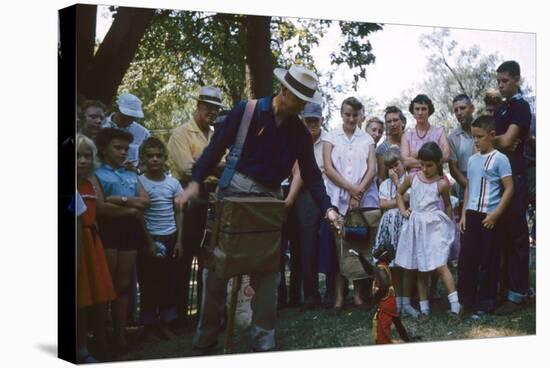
[{"left": 447, "top": 311, "right": 462, "bottom": 325}]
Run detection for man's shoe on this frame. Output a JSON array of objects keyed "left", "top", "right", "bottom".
[
  {"left": 191, "top": 342, "right": 218, "bottom": 356},
  {"left": 494, "top": 301, "right": 524, "bottom": 316},
  {"left": 471, "top": 310, "right": 488, "bottom": 321}
]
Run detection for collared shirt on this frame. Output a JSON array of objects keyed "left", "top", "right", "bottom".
[
  {"left": 95, "top": 164, "right": 139, "bottom": 197},
  {"left": 167, "top": 117, "right": 214, "bottom": 181},
  {"left": 192, "top": 95, "right": 333, "bottom": 214},
  {"left": 323, "top": 126, "right": 379, "bottom": 214},
  {"left": 448, "top": 125, "right": 475, "bottom": 174},
  {"left": 466, "top": 150, "right": 512, "bottom": 214},
  {"left": 313, "top": 131, "right": 327, "bottom": 173},
  {"left": 102, "top": 113, "right": 151, "bottom": 165},
  {"left": 495, "top": 91, "right": 531, "bottom": 175}
]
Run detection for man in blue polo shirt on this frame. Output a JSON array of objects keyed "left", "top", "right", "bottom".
[
  {"left": 492, "top": 60, "right": 532, "bottom": 315},
  {"left": 175, "top": 64, "right": 340, "bottom": 353}
]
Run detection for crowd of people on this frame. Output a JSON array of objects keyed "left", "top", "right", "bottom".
[{"left": 72, "top": 60, "right": 535, "bottom": 362}]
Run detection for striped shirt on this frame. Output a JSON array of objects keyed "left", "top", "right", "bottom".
[{"left": 465, "top": 150, "right": 512, "bottom": 214}]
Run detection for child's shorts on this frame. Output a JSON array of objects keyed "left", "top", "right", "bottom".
[{"left": 98, "top": 215, "right": 148, "bottom": 251}]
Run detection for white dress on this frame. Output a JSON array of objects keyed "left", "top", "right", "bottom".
[
  {"left": 322, "top": 126, "right": 378, "bottom": 214},
  {"left": 394, "top": 174, "right": 455, "bottom": 272}
]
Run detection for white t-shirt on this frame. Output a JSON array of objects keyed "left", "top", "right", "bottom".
[{"left": 139, "top": 175, "right": 183, "bottom": 235}]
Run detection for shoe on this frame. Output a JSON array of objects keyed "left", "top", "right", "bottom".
[
  {"left": 447, "top": 311, "right": 462, "bottom": 325},
  {"left": 330, "top": 305, "right": 344, "bottom": 315},
  {"left": 353, "top": 303, "right": 371, "bottom": 311},
  {"left": 191, "top": 342, "right": 217, "bottom": 356},
  {"left": 251, "top": 346, "right": 277, "bottom": 353},
  {"left": 300, "top": 303, "right": 317, "bottom": 311},
  {"left": 494, "top": 301, "right": 524, "bottom": 316},
  {"left": 402, "top": 304, "right": 420, "bottom": 318},
  {"left": 471, "top": 311, "right": 488, "bottom": 321},
  {"left": 418, "top": 313, "right": 430, "bottom": 323},
  {"left": 78, "top": 352, "right": 98, "bottom": 364}
]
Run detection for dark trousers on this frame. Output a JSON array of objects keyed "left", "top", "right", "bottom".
[
  {"left": 458, "top": 211, "right": 501, "bottom": 312},
  {"left": 294, "top": 189, "right": 322, "bottom": 305},
  {"left": 137, "top": 233, "right": 178, "bottom": 325},
  {"left": 500, "top": 173, "right": 530, "bottom": 303},
  {"left": 176, "top": 195, "right": 208, "bottom": 324},
  {"left": 278, "top": 196, "right": 300, "bottom": 306}
]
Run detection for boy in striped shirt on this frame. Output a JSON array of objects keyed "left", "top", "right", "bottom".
[{"left": 457, "top": 115, "right": 514, "bottom": 318}]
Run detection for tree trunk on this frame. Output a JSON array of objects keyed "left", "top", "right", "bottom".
[
  {"left": 245, "top": 15, "right": 273, "bottom": 99},
  {"left": 77, "top": 6, "right": 155, "bottom": 105},
  {"left": 75, "top": 4, "right": 97, "bottom": 100}
]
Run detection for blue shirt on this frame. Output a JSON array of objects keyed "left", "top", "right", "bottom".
[
  {"left": 494, "top": 92, "right": 531, "bottom": 175},
  {"left": 139, "top": 175, "right": 183, "bottom": 236},
  {"left": 95, "top": 164, "right": 139, "bottom": 197},
  {"left": 192, "top": 95, "right": 333, "bottom": 213},
  {"left": 466, "top": 150, "right": 512, "bottom": 214}
]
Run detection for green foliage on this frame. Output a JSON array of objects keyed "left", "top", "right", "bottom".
[
  {"left": 114, "top": 8, "right": 382, "bottom": 136},
  {"left": 417, "top": 28, "right": 535, "bottom": 133},
  {"left": 332, "top": 21, "right": 383, "bottom": 89}
]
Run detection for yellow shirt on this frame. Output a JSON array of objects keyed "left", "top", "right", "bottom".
[{"left": 167, "top": 117, "right": 214, "bottom": 181}]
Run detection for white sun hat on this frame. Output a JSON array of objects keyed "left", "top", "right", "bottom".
[
  {"left": 273, "top": 64, "right": 323, "bottom": 104},
  {"left": 194, "top": 86, "right": 224, "bottom": 107},
  {"left": 117, "top": 92, "right": 144, "bottom": 118}
]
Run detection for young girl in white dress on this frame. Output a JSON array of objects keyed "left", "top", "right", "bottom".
[{"left": 395, "top": 142, "right": 461, "bottom": 321}]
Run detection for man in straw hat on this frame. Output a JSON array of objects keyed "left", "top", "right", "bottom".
[
  {"left": 175, "top": 65, "right": 341, "bottom": 354},
  {"left": 167, "top": 86, "right": 224, "bottom": 328},
  {"left": 102, "top": 92, "right": 150, "bottom": 168}
]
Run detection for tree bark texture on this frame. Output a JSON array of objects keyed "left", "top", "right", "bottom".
[
  {"left": 245, "top": 15, "right": 273, "bottom": 99},
  {"left": 77, "top": 6, "right": 155, "bottom": 105}
]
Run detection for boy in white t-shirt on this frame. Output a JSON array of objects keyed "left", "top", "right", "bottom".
[
  {"left": 458, "top": 115, "right": 514, "bottom": 318},
  {"left": 137, "top": 137, "right": 184, "bottom": 340}
]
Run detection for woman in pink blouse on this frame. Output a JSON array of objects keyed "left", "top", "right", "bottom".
[{"left": 401, "top": 94, "right": 450, "bottom": 173}]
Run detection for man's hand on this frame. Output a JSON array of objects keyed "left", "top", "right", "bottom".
[
  {"left": 173, "top": 241, "right": 183, "bottom": 260},
  {"left": 482, "top": 212, "right": 500, "bottom": 230},
  {"left": 326, "top": 208, "right": 342, "bottom": 235},
  {"left": 349, "top": 197, "right": 360, "bottom": 209},
  {"left": 507, "top": 138, "right": 521, "bottom": 152},
  {"left": 175, "top": 181, "right": 201, "bottom": 211},
  {"left": 284, "top": 197, "right": 295, "bottom": 210},
  {"left": 459, "top": 214, "right": 466, "bottom": 233}
]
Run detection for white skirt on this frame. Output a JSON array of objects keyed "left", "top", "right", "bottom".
[{"left": 394, "top": 210, "right": 455, "bottom": 272}]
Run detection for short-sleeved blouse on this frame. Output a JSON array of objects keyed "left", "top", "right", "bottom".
[{"left": 323, "top": 126, "right": 378, "bottom": 214}]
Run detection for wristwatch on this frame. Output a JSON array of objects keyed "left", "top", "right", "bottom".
[{"left": 121, "top": 196, "right": 128, "bottom": 205}]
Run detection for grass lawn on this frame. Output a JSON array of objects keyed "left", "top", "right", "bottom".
[{"left": 117, "top": 247, "right": 536, "bottom": 362}]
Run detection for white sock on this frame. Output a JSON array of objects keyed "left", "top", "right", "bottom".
[
  {"left": 448, "top": 291, "right": 461, "bottom": 314},
  {"left": 401, "top": 297, "right": 419, "bottom": 317},
  {"left": 396, "top": 296, "right": 403, "bottom": 314},
  {"left": 419, "top": 300, "right": 430, "bottom": 315}
]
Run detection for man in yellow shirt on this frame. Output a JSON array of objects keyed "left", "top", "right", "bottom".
[
  {"left": 167, "top": 86, "right": 223, "bottom": 328},
  {"left": 168, "top": 86, "right": 224, "bottom": 182}
]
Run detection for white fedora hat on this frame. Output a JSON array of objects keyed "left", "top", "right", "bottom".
[
  {"left": 194, "top": 86, "right": 224, "bottom": 107},
  {"left": 117, "top": 92, "right": 144, "bottom": 118},
  {"left": 273, "top": 65, "right": 323, "bottom": 104}
]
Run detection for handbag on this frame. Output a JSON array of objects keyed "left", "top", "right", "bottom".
[
  {"left": 213, "top": 196, "right": 285, "bottom": 278},
  {"left": 336, "top": 209, "right": 371, "bottom": 281}
]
